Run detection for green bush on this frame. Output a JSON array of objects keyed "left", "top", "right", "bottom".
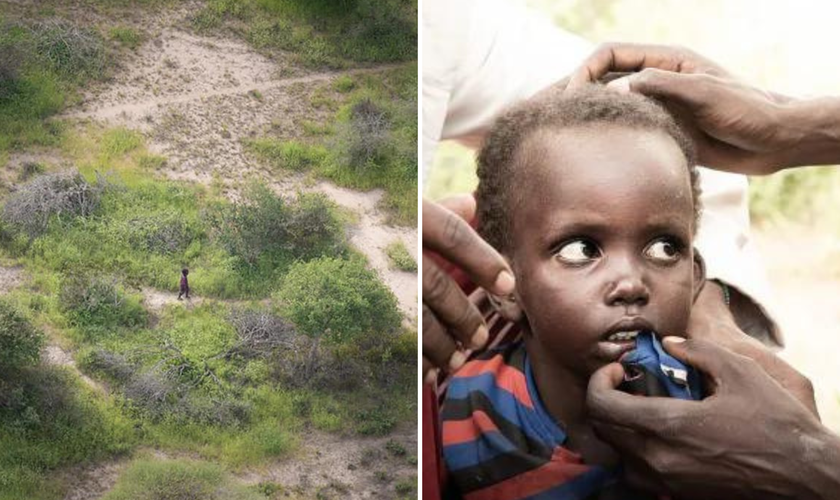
[
  {"left": 0, "top": 301, "right": 43, "bottom": 375},
  {"left": 209, "top": 184, "right": 346, "bottom": 267},
  {"left": 384, "top": 240, "right": 416, "bottom": 272},
  {"left": 59, "top": 274, "right": 148, "bottom": 333},
  {"left": 276, "top": 256, "right": 400, "bottom": 343}
]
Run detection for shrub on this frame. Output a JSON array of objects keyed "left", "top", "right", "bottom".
[
  {"left": 60, "top": 274, "right": 148, "bottom": 332},
  {"left": 227, "top": 309, "right": 296, "bottom": 359},
  {"left": 122, "top": 212, "right": 201, "bottom": 255},
  {"left": 384, "top": 240, "right": 416, "bottom": 272},
  {"left": 276, "top": 256, "right": 400, "bottom": 344},
  {"left": 2, "top": 169, "right": 109, "bottom": 238},
  {"left": 209, "top": 184, "right": 345, "bottom": 266},
  {"left": 0, "top": 301, "right": 43, "bottom": 375},
  {"left": 80, "top": 348, "right": 135, "bottom": 384},
  {"left": 334, "top": 98, "right": 390, "bottom": 172},
  {"left": 0, "top": 31, "right": 27, "bottom": 101},
  {"left": 29, "top": 20, "right": 106, "bottom": 81}
]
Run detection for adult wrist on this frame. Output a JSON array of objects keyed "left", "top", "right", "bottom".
[
  {"left": 792, "top": 423, "right": 840, "bottom": 500},
  {"left": 778, "top": 97, "right": 840, "bottom": 168}
]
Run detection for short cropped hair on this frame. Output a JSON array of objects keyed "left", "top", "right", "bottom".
[{"left": 475, "top": 84, "right": 700, "bottom": 253}]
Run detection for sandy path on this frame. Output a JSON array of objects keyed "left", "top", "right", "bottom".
[
  {"left": 237, "top": 427, "right": 417, "bottom": 499},
  {"left": 60, "top": 26, "right": 418, "bottom": 320}
]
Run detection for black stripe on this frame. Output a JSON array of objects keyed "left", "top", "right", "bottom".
[{"left": 449, "top": 446, "right": 550, "bottom": 494}]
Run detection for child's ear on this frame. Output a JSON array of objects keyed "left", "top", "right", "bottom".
[
  {"left": 692, "top": 248, "right": 707, "bottom": 301},
  {"left": 487, "top": 257, "right": 524, "bottom": 322},
  {"left": 487, "top": 291, "right": 524, "bottom": 323}
]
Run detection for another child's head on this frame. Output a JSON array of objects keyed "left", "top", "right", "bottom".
[
  {"left": 182, "top": 268, "right": 189, "bottom": 276},
  {"left": 476, "top": 85, "right": 705, "bottom": 379}
]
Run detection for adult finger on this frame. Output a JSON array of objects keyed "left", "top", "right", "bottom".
[
  {"left": 568, "top": 43, "right": 690, "bottom": 89},
  {"left": 587, "top": 362, "right": 697, "bottom": 434},
  {"left": 422, "top": 304, "right": 464, "bottom": 372},
  {"left": 423, "top": 255, "right": 488, "bottom": 349},
  {"left": 423, "top": 199, "right": 515, "bottom": 296},
  {"left": 423, "top": 356, "right": 438, "bottom": 385},
  {"left": 437, "top": 193, "right": 477, "bottom": 221},
  {"left": 660, "top": 337, "right": 743, "bottom": 385}
]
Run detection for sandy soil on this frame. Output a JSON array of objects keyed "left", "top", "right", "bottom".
[
  {"left": 237, "top": 426, "right": 417, "bottom": 499},
  {"left": 0, "top": 264, "right": 24, "bottom": 294}
]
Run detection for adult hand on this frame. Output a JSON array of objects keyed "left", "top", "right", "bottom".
[
  {"left": 586, "top": 338, "right": 840, "bottom": 499},
  {"left": 687, "top": 282, "right": 818, "bottom": 415},
  {"left": 422, "top": 195, "right": 515, "bottom": 384},
  {"left": 566, "top": 43, "right": 834, "bottom": 175}
]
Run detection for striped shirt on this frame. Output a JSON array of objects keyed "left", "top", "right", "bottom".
[{"left": 442, "top": 341, "right": 654, "bottom": 500}]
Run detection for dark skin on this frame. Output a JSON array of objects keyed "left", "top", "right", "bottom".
[
  {"left": 422, "top": 196, "right": 514, "bottom": 383},
  {"left": 567, "top": 43, "right": 840, "bottom": 175},
  {"left": 495, "top": 126, "right": 705, "bottom": 467},
  {"left": 566, "top": 43, "right": 840, "bottom": 499}
]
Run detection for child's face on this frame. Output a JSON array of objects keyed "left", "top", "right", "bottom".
[{"left": 506, "top": 126, "right": 703, "bottom": 378}]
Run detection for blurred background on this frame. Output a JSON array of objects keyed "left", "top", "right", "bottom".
[{"left": 424, "top": 0, "right": 840, "bottom": 432}]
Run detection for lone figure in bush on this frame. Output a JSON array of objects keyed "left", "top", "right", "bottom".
[{"left": 177, "top": 268, "right": 190, "bottom": 300}]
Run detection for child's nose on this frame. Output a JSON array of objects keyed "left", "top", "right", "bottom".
[{"left": 604, "top": 260, "right": 649, "bottom": 308}]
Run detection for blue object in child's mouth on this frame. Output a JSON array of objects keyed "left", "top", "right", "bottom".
[{"left": 619, "top": 331, "right": 703, "bottom": 400}]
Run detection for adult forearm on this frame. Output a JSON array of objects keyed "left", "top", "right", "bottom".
[{"left": 780, "top": 97, "right": 840, "bottom": 168}]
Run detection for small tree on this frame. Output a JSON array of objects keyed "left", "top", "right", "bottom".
[
  {"left": 0, "top": 301, "right": 43, "bottom": 376},
  {"left": 276, "top": 257, "right": 400, "bottom": 377}
]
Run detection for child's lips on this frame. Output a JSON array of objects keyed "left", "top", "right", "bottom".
[{"left": 595, "top": 338, "right": 638, "bottom": 362}]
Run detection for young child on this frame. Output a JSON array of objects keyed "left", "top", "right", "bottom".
[
  {"left": 441, "top": 86, "right": 707, "bottom": 499},
  {"left": 178, "top": 268, "right": 190, "bottom": 300}
]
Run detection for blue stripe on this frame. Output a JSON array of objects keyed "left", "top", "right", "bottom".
[
  {"left": 443, "top": 429, "right": 517, "bottom": 471},
  {"left": 447, "top": 372, "right": 562, "bottom": 446}
]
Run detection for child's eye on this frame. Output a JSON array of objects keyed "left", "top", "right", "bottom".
[
  {"left": 555, "top": 239, "right": 601, "bottom": 264},
  {"left": 644, "top": 238, "right": 682, "bottom": 263}
]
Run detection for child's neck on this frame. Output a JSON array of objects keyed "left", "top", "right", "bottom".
[{"left": 525, "top": 337, "right": 620, "bottom": 467}]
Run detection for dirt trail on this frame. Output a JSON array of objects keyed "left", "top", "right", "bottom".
[
  {"left": 60, "top": 26, "right": 417, "bottom": 319},
  {"left": 237, "top": 427, "right": 418, "bottom": 499}
]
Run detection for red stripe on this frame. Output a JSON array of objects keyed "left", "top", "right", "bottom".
[
  {"left": 456, "top": 355, "right": 534, "bottom": 409},
  {"left": 465, "top": 447, "right": 589, "bottom": 500},
  {"left": 442, "top": 410, "right": 499, "bottom": 446}
]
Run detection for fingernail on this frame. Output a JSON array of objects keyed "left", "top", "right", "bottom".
[
  {"left": 494, "top": 270, "right": 515, "bottom": 295},
  {"left": 425, "top": 368, "right": 439, "bottom": 385},
  {"left": 471, "top": 325, "right": 488, "bottom": 349},
  {"left": 606, "top": 76, "right": 631, "bottom": 93},
  {"left": 449, "top": 350, "right": 467, "bottom": 371},
  {"left": 663, "top": 336, "right": 686, "bottom": 344}
]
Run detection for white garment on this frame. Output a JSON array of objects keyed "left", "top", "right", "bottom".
[{"left": 422, "top": 0, "right": 780, "bottom": 344}]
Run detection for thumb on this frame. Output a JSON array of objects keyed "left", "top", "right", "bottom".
[{"left": 661, "top": 337, "right": 734, "bottom": 385}]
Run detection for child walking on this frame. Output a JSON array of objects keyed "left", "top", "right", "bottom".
[{"left": 178, "top": 268, "right": 190, "bottom": 300}]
